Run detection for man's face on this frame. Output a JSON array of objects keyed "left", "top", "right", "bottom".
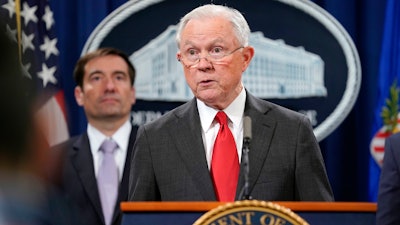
[
  {"left": 177, "top": 16, "right": 254, "bottom": 110},
  {"left": 74, "top": 55, "right": 135, "bottom": 123}
]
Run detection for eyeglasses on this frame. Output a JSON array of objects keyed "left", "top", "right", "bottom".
[{"left": 178, "top": 46, "right": 244, "bottom": 67}]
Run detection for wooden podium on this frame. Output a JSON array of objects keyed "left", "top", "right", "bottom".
[{"left": 120, "top": 201, "right": 376, "bottom": 225}]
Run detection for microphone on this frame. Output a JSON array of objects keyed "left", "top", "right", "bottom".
[
  {"left": 243, "top": 116, "right": 252, "bottom": 145},
  {"left": 239, "top": 116, "right": 252, "bottom": 200}
]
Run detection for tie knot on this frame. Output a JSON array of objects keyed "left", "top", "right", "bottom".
[
  {"left": 100, "top": 139, "right": 118, "bottom": 154},
  {"left": 215, "top": 111, "right": 228, "bottom": 126}
]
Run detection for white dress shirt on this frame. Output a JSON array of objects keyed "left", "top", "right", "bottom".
[
  {"left": 197, "top": 88, "right": 246, "bottom": 169},
  {"left": 87, "top": 120, "right": 132, "bottom": 181}
]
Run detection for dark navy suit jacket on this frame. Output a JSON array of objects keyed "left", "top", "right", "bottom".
[{"left": 55, "top": 126, "right": 137, "bottom": 225}]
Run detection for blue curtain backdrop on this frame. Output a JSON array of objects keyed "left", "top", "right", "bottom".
[
  {"left": 51, "top": 0, "right": 390, "bottom": 202},
  {"left": 370, "top": 0, "right": 400, "bottom": 201}
]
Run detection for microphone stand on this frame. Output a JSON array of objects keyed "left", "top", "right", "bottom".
[
  {"left": 238, "top": 116, "right": 252, "bottom": 200},
  {"left": 241, "top": 137, "right": 251, "bottom": 200}
]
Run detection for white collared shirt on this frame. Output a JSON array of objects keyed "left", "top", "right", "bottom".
[
  {"left": 197, "top": 88, "right": 246, "bottom": 169},
  {"left": 88, "top": 120, "right": 132, "bottom": 181}
]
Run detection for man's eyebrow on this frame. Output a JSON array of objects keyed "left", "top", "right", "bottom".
[
  {"left": 88, "top": 69, "right": 103, "bottom": 76},
  {"left": 182, "top": 39, "right": 225, "bottom": 48},
  {"left": 112, "top": 70, "right": 127, "bottom": 74}
]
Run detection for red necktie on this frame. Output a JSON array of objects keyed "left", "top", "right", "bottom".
[{"left": 211, "top": 111, "right": 239, "bottom": 201}]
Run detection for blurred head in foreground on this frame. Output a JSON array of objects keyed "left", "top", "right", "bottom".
[
  {"left": 0, "top": 23, "right": 35, "bottom": 173},
  {"left": 0, "top": 21, "right": 77, "bottom": 225}
]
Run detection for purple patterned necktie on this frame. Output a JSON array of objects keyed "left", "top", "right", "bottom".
[{"left": 97, "top": 139, "right": 119, "bottom": 225}]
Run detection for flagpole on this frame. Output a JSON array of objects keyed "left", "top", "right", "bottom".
[{"left": 15, "top": 0, "right": 22, "bottom": 61}]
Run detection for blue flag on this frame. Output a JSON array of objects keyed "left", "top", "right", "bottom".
[
  {"left": 369, "top": 0, "right": 400, "bottom": 202},
  {"left": 0, "top": 0, "right": 69, "bottom": 146}
]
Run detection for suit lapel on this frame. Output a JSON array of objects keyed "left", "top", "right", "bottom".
[
  {"left": 118, "top": 127, "right": 137, "bottom": 199},
  {"left": 169, "top": 99, "right": 217, "bottom": 200},
  {"left": 71, "top": 134, "right": 104, "bottom": 221},
  {"left": 236, "top": 93, "right": 276, "bottom": 199},
  {"left": 112, "top": 127, "right": 137, "bottom": 224}
]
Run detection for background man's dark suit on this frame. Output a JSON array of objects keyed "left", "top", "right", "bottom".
[
  {"left": 129, "top": 92, "right": 333, "bottom": 201},
  {"left": 56, "top": 128, "right": 137, "bottom": 225},
  {"left": 377, "top": 132, "right": 400, "bottom": 225}
]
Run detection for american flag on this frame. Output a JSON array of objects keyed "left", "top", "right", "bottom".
[{"left": 0, "top": 0, "right": 69, "bottom": 146}]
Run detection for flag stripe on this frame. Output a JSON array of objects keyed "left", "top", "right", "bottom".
[
  {"left": 55, "top": 89, "right": 67, "bottom": 120},
  {"left": 37, "top": 94, "right": 69, "bottom": 146}
]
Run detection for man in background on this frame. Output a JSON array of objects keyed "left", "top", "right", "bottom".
[
  {"left": 55, "top": 47, "right": 137, "bottom": 225},
  {"left": 128, "top": 4, "right": 333, "bottom": 202}
]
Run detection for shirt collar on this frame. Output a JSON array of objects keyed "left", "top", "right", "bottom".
[
  {"left": 197, "top": 88, "right": 246, "bottom": 132},
  {"left": 87, "top": 119, "right": 132, "bottom": 155}
]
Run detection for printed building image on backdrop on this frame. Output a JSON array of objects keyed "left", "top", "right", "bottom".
[
  {"left": 82, "top": 0, "right": 361, "bottom": 142},
  {"left": 131, "top": 25, "right": 327, "bottom": 102}
]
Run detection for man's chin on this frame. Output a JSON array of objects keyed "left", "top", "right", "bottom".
[
  {"left": 197, "top": 94, "right": 222, "bottom": 108},
  {"left": 97, "top": 109, "right": 122, "bottom": 118},
  {"left": 196, "top": 89, "right": 220, "bottom": 100}
]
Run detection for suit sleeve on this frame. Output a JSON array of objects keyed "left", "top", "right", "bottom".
[
  {"left": 295, "top": 115, "right": 334, "bottom": 201},
  {"left": 128, "top": 125, "right": 160, "bottom": 201},
  {"left": 377, "top": 134, "right": 400, "bottom": 225}
]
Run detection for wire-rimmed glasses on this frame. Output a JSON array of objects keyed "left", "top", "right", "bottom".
[{"left": 178, "top": 46, "right": 244, "bottom": 68}]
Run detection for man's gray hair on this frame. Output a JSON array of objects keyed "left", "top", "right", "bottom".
[{"left": 176, "top": 4, "right": 251, "bottom": 48}]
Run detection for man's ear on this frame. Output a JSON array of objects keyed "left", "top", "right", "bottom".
[
  {"left": 74, "top": 86, "right": 84, "bottom": 106},
  {"left": 242, "top": 46, "right": 255, "bottom": 72}
]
